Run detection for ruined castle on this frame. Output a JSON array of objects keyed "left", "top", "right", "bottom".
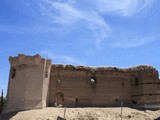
[{"left": 4, "top": 54, "right": 160, "bottom": 113}]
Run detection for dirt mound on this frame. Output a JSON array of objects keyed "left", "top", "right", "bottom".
[{"left": 1, "top": 107, "right": 160, "bottom": 120}]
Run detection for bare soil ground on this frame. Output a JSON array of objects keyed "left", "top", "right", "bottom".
[{"left": 0, "top": 107, "right": 160, "bottom": 120}]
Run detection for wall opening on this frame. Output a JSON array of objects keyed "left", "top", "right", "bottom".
[
  {"left": 135, "top": 78, "right": 138, "bottom": 86},
  {"left": 46, "top": 71, "right": 48, "bottom": 78},
  {"left": 132, "top": 100, "right": 137, "bottom": 104},
  {"left": 57, "top": 69, "right": 61, "bottom": 85},
  {"left": 75, "top": 97, "right": 79, "bottom": 107},
  {"left": 10, "top": 68, "right": 16, "bottom": 79},
  {"left": 122, "top": 82, "right": 124, "bottom": 87},
  {"left": 90, "top": 76, "right": 97, "bottom": 84},
  {"left": 55, "top": 92, "right": 64, "bottom": 107}
]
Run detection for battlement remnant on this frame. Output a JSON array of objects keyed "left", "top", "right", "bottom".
[
  {"left": 9, "top": 54, "right": 51, "bottom": 67},
  {"left": 4, "top": 54, "right": 160, "bottom": 113}
]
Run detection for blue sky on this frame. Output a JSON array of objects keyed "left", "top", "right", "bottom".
[{"left": 1, "top": 0, "right": 160, "bottom": 95}]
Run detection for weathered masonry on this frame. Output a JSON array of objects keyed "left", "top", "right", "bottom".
[{"left": 4, "top": 54, "right": 160, "bottom": 113}]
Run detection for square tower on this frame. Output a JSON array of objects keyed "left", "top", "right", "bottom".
[{"left": 4, "top": 54, "right": 51, "bottom": 113}]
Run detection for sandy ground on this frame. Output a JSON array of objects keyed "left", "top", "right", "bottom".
[{"left": 1, "top": 107, "right": 160, "bottom": 120}]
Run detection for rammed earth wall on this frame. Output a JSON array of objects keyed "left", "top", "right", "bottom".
[{"left": 3, "top": 54, "right": 160, "bottom": 113}]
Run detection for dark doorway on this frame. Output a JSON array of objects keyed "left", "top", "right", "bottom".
[{"left": 55, "top": 92, "right": 64, "bottom": 107}]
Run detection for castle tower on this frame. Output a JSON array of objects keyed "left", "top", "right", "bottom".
[
  {"left": 4, "top": 54, "right": 51, "bottom": 113},
  {"left": 131, "top": 66, "right": 160, "bottom": 109}
]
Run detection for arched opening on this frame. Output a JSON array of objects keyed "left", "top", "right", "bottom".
[{"left": 55, "top": 92, "right": 64, "bottom": 107}]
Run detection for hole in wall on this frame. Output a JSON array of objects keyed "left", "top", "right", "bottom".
[
  {"left": 132, "top": 100, "right": 137, "bottom": 104},
  {"left": 75, "top": 97, "right": 79, "bottom": 107},
  {"left": 11, "top": 68, "right": 16, "bottom": 79},
  {"left": 91, "top": 76, "right": 97, "bottom": 84},
  {"left": 46, "top": 71, "right": 48, "bottom": 78},
  {"left": 122, "top": 82, "right": 124, "bottom": 87},
  {"left": 135, "top": 78, "right": 139, "bottom": 86},
  {"left": 75, "top": 98, "right": 78, "bottom": 102}
]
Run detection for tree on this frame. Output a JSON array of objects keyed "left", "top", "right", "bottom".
[{"left": 0, "top": 89, "right": 5, "bottom": 114}]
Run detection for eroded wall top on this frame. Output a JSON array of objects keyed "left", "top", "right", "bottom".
[
  {"left": 51, "top": 64, "right": 159, "bottom": 77},
  {"left": 9, "top": 54, "right": 52, "bottom": 68}
]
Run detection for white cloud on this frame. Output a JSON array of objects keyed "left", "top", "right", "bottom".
[
  {"left": 0, "top": 25, "right": 57, "bottom": 34},
  {"left": 111, "top": 35, "right": 155, "bottom": 48},
  {"left": 39, "top": 0, "right": 156, "bottom": 49},
  {"left": 92, "top": 0, "right": 155, "bottom": 16},
  {"left": 0, "top": 0, "right": 155, "bottom": 49},
  {"left": 0, "top": 25, "right": 58, "bottom": 34},
  {"left": 50, "top": 2, "right": 83, "bottom": 25},
  {"left": 1, "top": 0, "right": 155, "bottom": 48},
  {"left": 40, "top": 0, "right": 111, "bottom": 48},
  {"left": 40, "top": 50, "right": 85, "bottom": 65}
]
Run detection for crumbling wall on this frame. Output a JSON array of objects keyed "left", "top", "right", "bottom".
[
  {"left": 49, "top": 65, "right": 132, "bottom": 107},
  {"left": 49, "top": 65, "right": 160, "bottom": 108},
  {"left": 4, "top": 54, "right": 51, "bottom": 113},
  {"left": 4, "top": 54, "right": 160, "bottom": 112},
  {"left": 49, "top": 65, "right": 91, "bottom": 107},
  {"left": 130, "top": 66, "right": 160, "bottom": 105}
]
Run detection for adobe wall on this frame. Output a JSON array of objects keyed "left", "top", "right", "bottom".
[
  {"left": 130, "top": 66, "right": 160, "bottom": 105},
  {"left": 4, "top": 54, "right": 160, "bottom": 113},
  {"left": 4, "top": 54, "right": 51, "bottom": 113},
  {"left": 49, "top": 65, "right": 160, "bottom": 107}
]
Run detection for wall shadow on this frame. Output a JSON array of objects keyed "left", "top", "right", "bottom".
[
  {"left": 0, "top": 111, "right": 18, "bottom": 120},
  {"left": 154, "top": 117, "right": 160, "bottom": 120}
]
